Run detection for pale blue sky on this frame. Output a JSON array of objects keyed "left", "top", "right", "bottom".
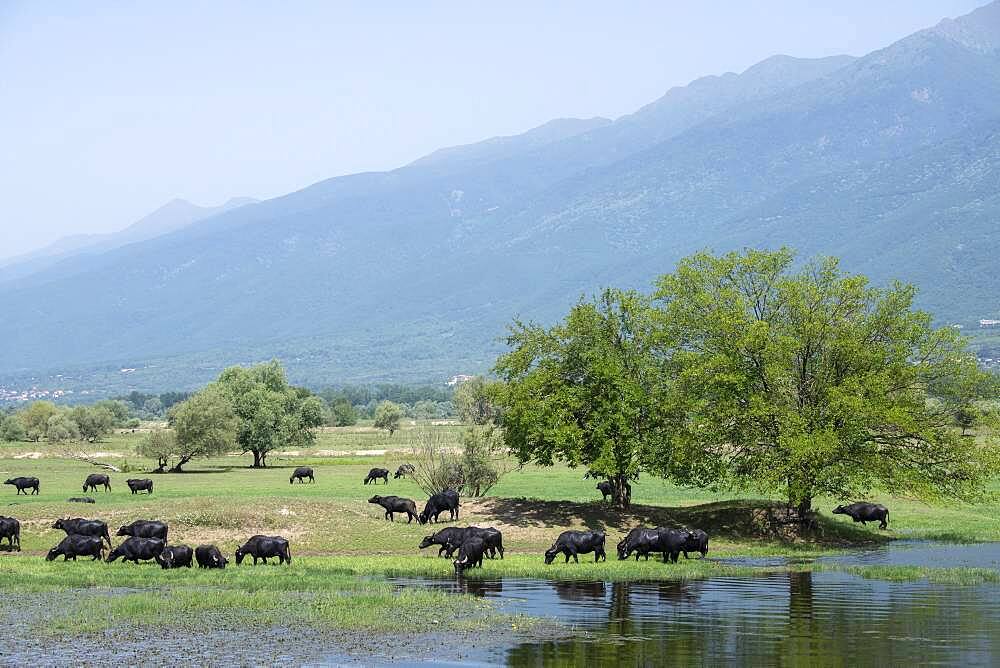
[{"left": 0, "top": 1, "right": 988, "bottom": 258}]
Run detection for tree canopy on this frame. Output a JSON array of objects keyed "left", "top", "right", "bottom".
[
  {"left": 214, "top": 361, "right": 324, "bottom": 468},
  {"left": 495, "top": 248, "right": 999, "bottom": 515},
  {"left": 373, "top": 400, "right": 404, "bottom": 436},
  {"left": 496, "top": 288, "right": 664, "bottom": 507},
  {"left": 654, "top": 249, "right": 999, "bottom": 514},
  {"left": 168, "top": 385, "right": 238, "bottom": 472}
]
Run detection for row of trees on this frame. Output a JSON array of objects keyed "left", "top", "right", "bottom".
[
  {"left": 496, "top": 249, "right": 1000, "bottom": 511},
  {"left": 0, "top": 400, "right": 134, "bottom": 444}
]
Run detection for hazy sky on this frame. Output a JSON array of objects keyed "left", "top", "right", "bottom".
[{"left": 0, "top": 1, "right": 988, "bottom": 258}]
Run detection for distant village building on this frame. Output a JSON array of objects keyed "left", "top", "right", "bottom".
[
  {"left": 980, "top": 319, "right": 1000, "bottom": 328},
  {"left": 447, "top": 374, "right": 475, "bottom": 387}
]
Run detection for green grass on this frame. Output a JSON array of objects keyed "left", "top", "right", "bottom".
[{"left": 0, "top": 557, "right": 520, "bottom": 637}]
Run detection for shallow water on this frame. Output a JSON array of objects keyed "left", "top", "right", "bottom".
[{"left": 394, "top": 543, "right": 1000, "bottom": 666}]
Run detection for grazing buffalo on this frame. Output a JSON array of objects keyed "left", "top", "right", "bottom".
[
  {"left": 681, "top": 529, "right": 709, "bottom": 558},
  {"left": 545, "top": 531, "right": 607, "bottom": 564},
  {"left": 156, "top": 544, "right": 194, "bottom": 569},
  {"left": 67, "top": 497, "right": 95, "bottom": 504},
  {"left": 364, "top": 468, "right": 390, "bottom": 485},
  {"left": 418, "top": 490, "right": 460, "bottom": 525},
  {"left": 616, "top": 527, "right": 660, "bottom": 561},
  {"left": 47, "top": 534, "right": 105, "bottom": 561},
  {"left": 83, "top": 474, "right": 111, "bottom": 493},
  {"left": 368, "top": 495, "right": 419, "bottom": 523},
  {"left": 453, "top": 536, "right": 486, "bottom": 575},
  {"left": 393, "top": 464, "right": 415, "bottom": 479},
  {"left": 106, "top": 537, "right": 165, "bottom": 564},
  {"left": 419, "top": 527, "right": 504, "bottom": 559},
  {"left": 0, "top": 517, "right": 20, "bottom": 551},
  {"left": 235, "top": 535, "right": 291, "bottom": 565},
  {"left": 290, "top": 467, "right": 314, "bottom": 484},
  {"left": 419, "top": 527, "right": 469, "bottom": 557},
  {"left": 596, "top": 481, "right": 613, "bottom": 502},
  {"left": 53, "top": 518, "right": 112, "bottom": 547},
  {"left": 126, "top": 479, "right": 153, "bottom": 495},
  {"left": 4, "top": 477, "right": 39, "bottom": 495},
  {"left": 195, "top": 544, "right": 228, "bottom": 569},
  {"left": 617, "top": 527, "right": 693, "bottom": 563},
  {"left": 833, "top": 503, "right": 889, "bottom": 530},
  {"left": 117, "top": 519, "right": 168, "bottom": 541}
]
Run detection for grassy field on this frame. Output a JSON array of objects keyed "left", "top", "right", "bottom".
[{"left": 2, "top": 423, "right": 999, "bottom": 651}]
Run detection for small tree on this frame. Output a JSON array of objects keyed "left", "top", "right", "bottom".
[
  {"left": 329, "top": 399, "right": 358, "bottom": 426},
  {"left": 137, "top": 429, "right": 178, "bottom": 472},
  {"left": 18, "top": 401, "right": 57, "bottom": 442},
  {"left": 453, "top": 377, "right": 504, "bottom": 425},
  {"left": 0, "top": 415, "right": 26, "bottom": 442},
  {"left": 45, "top": 412, "right": 80, "bottom": 443},
  {"left": 374, "top": 400, "right": 404, "bottom": 436},
  {"left": 458, "top": 426, "right": 511, "bottom": 496},
  {"left": 71, "top": 405, "right": 115, "bottom": 442},
  {"left": 169, "top": 387, "right": 238, "bottom": 472}
]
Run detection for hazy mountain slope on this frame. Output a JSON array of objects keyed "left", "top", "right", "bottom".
[
  {"left": 0, "top": 2, "right": 997, "bottom": 393},
  {"left": 0, "top": 197, "right": 256, "bottom": 285}
]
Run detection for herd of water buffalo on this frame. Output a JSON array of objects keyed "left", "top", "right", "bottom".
[{"left": 1, "top": 465, "right": 890, "bottom": 576}]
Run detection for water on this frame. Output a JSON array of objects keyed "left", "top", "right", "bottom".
[{"left": 393, "top": 543, "right": 1000, "bottom": 666}]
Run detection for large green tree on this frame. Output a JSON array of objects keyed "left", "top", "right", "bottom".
[
  {"left": 70, "top": 405, "right": 115, "bottom": 442},
  {"left": 168, "top": 386, "right": 238, "bottom": 472},
  {"left": 214, "top": 361, "right": 324, "bottom": 468},
  {"left": 653, "top": 248, "right": 999, "bottom": 516},
  {"left": 495, "top": 288, "right": 664, "bottom": 508}
]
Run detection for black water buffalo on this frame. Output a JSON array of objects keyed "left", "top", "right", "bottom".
[
  {"left": 195, "top": 544, "right": 228, "bottom": 569},
  {"left": 393, "top": 464, "right": 415, "bottom": 479},
  {"left": 290, "top": 466, "right": 314, "bottom": 484},
  {"left": 545, "top": 530, "right": 606, "bottom": 564},
  {"left": 117, "top": 520, "right": 168, "bottom": 541},
  {"left": 419, "top": 527, "right": 468, "bottom": 557},
  {"left": 47, "top": 534, "right": 105, "bottom": 561},
  {"left": 617, "top": 527, "right": 659, "bottom": 561},
  {"left": 596, "top": 481, "right": 613, "bottom": 502},
  {"left": 655, "top": 528, "right": 694, "bottom": 563},
  {"left": 106, "top": 537, "right": 165, "bottom": 564},
  {"left": 4, "top": 477, "right": 39, "bottom": 495},
  {"left": 368, "top": 495, "right": 419, "bottom": 522},
  {"left": 418, "top": 490, "right": 460, "bottom": 524},
  {"left": 52, "top": 518, "right": 112, "bottom": 547},
  {"left": 83, "top": 474, "right": 111, "bottom": 493},
  {"left": 364, "top": 468, "right": 390, "bottom": 485},
  {"left": 681, "top": 529, "right": 709, "bottom": 558},
  {"left": 419, "top": 526, "right": 504, "bottom": 559},
  {"left": 67, "top": 497, "right": 95, "bottom": 504},
  {"left": 453, "top": 536, "right": 486, "bottom": 575},
  {"left": 127, "top": 479, "right": 153, "bottom": 494},
  {"left": 156, "top": 544, "right": 194, "bottom": 569},
  {"left": 235, "top": 535, "right": 291, "bottom": 565},
  {"left": 832, "top": 502, "right": 889, "bottom": 529},
  {"left": 0, "top": 517, "right": 20, "bottom": 551}
]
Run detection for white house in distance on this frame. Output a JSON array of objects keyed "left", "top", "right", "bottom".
[{"left": 980, "top": 319, "right": 1000, "bottom": 328}]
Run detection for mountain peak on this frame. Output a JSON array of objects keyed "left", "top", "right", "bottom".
[{"left": 930, "top": 0, "right": 1000, "bottom": 53}]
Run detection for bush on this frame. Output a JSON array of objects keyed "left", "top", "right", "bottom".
[{"left": 411, "top": 426, "right": 511, "bottom": 497}]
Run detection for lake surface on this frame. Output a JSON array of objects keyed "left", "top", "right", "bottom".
[{"left": 392, "top": 542, "right": 1000, "bottom": 666}]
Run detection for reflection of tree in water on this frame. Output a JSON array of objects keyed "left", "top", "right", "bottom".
[
  {"left": 506, "top": 573, "right": 1000, "bottom": 666},
  {"left": 552, "top": 580, "right": 606, "bottom": 603}
]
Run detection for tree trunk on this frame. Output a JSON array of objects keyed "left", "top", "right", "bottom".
[
  {"left": 611, "top": 474, "right": 631, "bottom": 509},
  {"left": 169, "top": 456, "right": 192, "bottom": 473},
  {"left": 251, "top": 450, "right": 265, "bottom": 468}
]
